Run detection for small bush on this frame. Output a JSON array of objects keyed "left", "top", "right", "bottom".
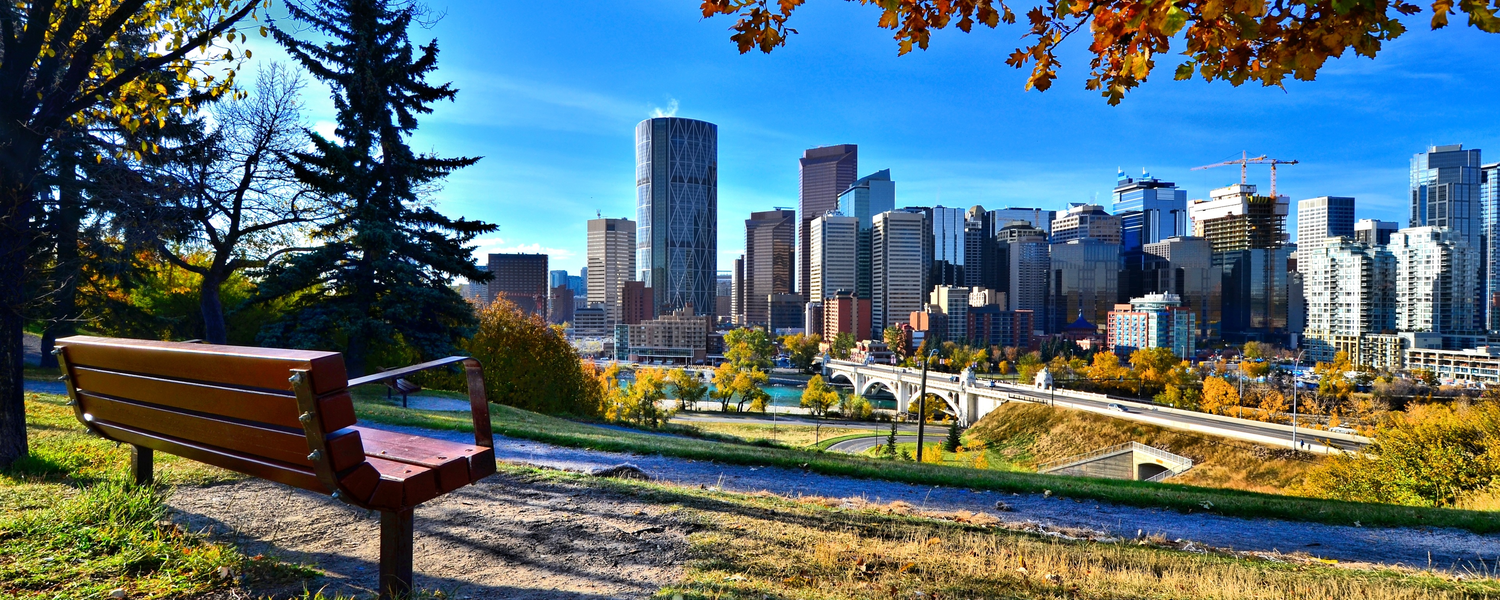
[{"left": 465, "top": 298, "right": 603, "bottom": 416}]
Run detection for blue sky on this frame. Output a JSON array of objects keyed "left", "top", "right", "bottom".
[{"left": 244, "top": 1, "right": 1500, "bottom": 276}]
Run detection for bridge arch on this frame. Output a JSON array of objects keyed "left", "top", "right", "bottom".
[
  {"left": 827, "top": 373, "right": 854, "bottom": 387},
  {"left": 859, "top": 378, "right": 899, "bottom": 398}
]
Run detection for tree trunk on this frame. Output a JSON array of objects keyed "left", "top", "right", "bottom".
[
  {"left": 0, "top": 131, "right": 43, "bottom": 469},
  {"left": 40, "top": 150, "right": 82, "bottom": 368},
  {"left": 200, "top": 272, "right": 228, "bottom": 345}
]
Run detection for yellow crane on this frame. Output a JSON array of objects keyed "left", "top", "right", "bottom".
[{"left": 1192, "top": 151, "right": 1299, "bottom": 198}]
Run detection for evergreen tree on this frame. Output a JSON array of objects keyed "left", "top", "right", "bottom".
[
  {"left": 261, "top": 0, "right": 495, "bottom": 375},
  {"left": 945, "top": 418, "right": 962, "bottom": 453},
  {"left": 883, "top": 420, "right": 898, "bottom": 460}
]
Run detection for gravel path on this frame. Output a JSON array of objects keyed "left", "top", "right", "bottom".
[{"left": 370, "top": 422, "right": 1500, "bottom": 572}]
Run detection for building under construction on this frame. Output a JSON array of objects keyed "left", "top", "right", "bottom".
[{"left": 1187, "top": 183, "right": 1293, "bottom": 344}]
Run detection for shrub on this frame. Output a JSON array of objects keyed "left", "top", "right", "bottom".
[{"left": 465, "top": 298, "right": 602, "bottom": 416}]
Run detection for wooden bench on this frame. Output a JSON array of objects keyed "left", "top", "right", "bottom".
[{"left": 52, "top": 336, "right": 497, "bottom": 599}]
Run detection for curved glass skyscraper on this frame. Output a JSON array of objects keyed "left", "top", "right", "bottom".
[{"left": 636, "top": 117, "right": 718, "bottom": 319}]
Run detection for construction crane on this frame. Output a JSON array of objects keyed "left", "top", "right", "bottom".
[{"left": 1192, "top": 151, "right": 1299, "bottom": 197}]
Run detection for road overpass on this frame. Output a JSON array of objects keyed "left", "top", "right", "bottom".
[{"left": 822, "top": 359, "right": 1370, "bottom": 453}]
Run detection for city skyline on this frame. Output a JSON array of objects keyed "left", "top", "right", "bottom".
[{"left": 234, "top": 2, "right": 1500, "bottom": 277}]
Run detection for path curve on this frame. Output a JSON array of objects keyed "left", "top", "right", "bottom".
[{"left": 826, "top": 434, "right": 918, "bottom": 454}]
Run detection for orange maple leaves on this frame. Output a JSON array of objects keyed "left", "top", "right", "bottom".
[{"left": 700, "top": 0, "right": 1497, "bottom": 104}]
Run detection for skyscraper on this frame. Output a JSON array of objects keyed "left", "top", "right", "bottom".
[
  {"left": 1113, "top": 171, "right": 1188, "bottom": 252},
  {"left": 730, "top": 256, "right": 744, "bottom": 325},
  {"left": 1296, "top": 196, "right": 1355, "bottom": 253},
  {"left": 1049, "top": 240, "right": 1119, "bottom": 334},
  {"left": 1190, "top": 184, "right": 1292, "bottom": 342},
  {"left": 1482, "top": 162, "right": 1500, "bottom": 330},
  {"left": 964, "top": 205, "right": 1000, "bottom": 291},
  {"left": 988, "top": 207, "right": 1057, "bottom": 234},
  {"left": 587, "top": 217, "right": 636, "bottom": 324},
  {"left": 798, "top": 145, "right": 858, "bottom": 299},
  {"left": 1411, "top": 145, "right": 1483, "bottom": 249},
  {"left": 487, "top": 253, "right": 549, "bottom": 316},
  {"left": 996, "top": 221, "right": 1050, "bottom": 324},
  {"left": 1134, "top": 236, "right": 1221, "bottom": 341},
  {"left": 1050, "top": 204, "right": 1122, "bottom": 244},
  {"left": 637, "top": 117, "right": 717, "bottom": 319},
  {"left": 809, "top": 213, "right": 858, "bottom": 301},
  {"left": 743, "top": 209, "right": 796, "bottom": 325},
  {"left": 928, "top": 206, "right": 967, "bottom": 288},
  {"left": 871, "top": 210, "right": 925, "bottom": 338},
  {"left": 838, "top": 169, "right": 896, "bottom": 299}
]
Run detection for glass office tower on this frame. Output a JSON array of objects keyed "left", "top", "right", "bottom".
[
  {"left": 636, "top": 117, "right": 718, "bottom": 319},
  {"left": 1113, "top": 170, "right": 1187, "bottom": 253},
  {"left": 837, "top": 169, "right": 896, "bottom": 299}
]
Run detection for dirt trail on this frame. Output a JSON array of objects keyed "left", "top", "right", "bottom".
[{"left": 168, "top": 472, "right": 689, "bottom": 599}]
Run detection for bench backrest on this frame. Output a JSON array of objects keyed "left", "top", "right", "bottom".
[{"left": 54, "top": 336, "right": 369, "bottom": 497}]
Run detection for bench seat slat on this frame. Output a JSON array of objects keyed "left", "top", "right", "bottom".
[
  {"left": 91, "top": 421, "right": 328, "bottom": 493},
  {"left": 354, "top": 427, "right": 487, "bottom": 494},
  {"left": 58, "top": 336, "right": 348, "bottom": 395},
  {"left": 367, "top": 457, "right": 439, "bottom": 510},
  {"left": 78, "top": 392, "right": 364, "bottom": 472}
]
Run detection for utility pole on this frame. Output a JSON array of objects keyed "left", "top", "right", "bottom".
[
  {"left": 916, "top": 349, "right": 936, "bottom": 461},
  {"left": 1291, "top": 350, "right": 1304, "bottom": 449}
]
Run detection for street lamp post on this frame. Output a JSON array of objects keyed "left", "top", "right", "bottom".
[
  {"left": 1291, "top": 349, "right": 1304, "bottom": 449},
  {"left": 916, "top": 349, "right": 937, "bottom": 462}
]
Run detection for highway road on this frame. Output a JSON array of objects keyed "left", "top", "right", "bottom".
[
  {"left": 826, "top": 434, "right": 919, "bottom": 454},
  {"left": 994, "top": 384, "right": 1369, "bottom": 452}
]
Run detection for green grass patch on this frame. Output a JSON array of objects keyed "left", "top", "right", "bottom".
[
  {"left": 346, "top": 394, "right": 1500, "bottom": 534},
  {"left": 2, "top": 393, "right": 315, "bottom": 598}
]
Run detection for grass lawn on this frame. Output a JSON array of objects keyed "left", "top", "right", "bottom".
[
  {"left": 863, "top": 441, "right": 1032, "bottom": 473},
  {"left": 682, "top": 421, "right": 877, "bottom": 449},
  {"left": 346, "top": 391, "right": 1500, "bottom": 534},
  {"left": 1, "top": 393, "right": 313, "bottom": 599}
]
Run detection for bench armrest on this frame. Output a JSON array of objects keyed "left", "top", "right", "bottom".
[{"left": 349, "top": 356, "right": 494, "bottom": 450}]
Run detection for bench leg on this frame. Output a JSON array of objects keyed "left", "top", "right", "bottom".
[
  {"left": 379, "top": 509, "right": 414, "bottom": 600},
  {"left": 130, "top": 445, "right": 153, "bottom": 486}
]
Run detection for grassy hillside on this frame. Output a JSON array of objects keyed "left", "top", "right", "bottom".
[{"left": 967, "top": 402, "right": 1318, "bottom": 494}]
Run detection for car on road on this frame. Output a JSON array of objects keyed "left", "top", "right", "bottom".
[
  {"left": 1107, "top": 403, "right": 1127, "bottom": 412},
  {"left": 1328, "top": 426, "right": 1358, "bottom": 435}
]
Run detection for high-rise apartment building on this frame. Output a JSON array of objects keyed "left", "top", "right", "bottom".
[
  {"left": 871, "top": 210, "right": 925, "bottom": 338},
  {"left": 798, "top": 145, "right": 858, "bottom": 299},
  {"left": 838, "top": 169, "right": 896, "bottom": 299},
  {"left": 1112, "top": 171, "right": 1187, "bottom": 252},
  {"left": 1106, "top": 293, "right": 1196, "bottom": 358},
  {"left": 1049, "top": 240, "right": 1119, "bottom": 334},
  {"left": 809, "top": 213, "right": 858, "bottom": 301},
  {"left": 822, "top": 290, "right": 872, "bottom": 343},
  {"left": 1353, "top": 219, "right": 1398, "bottom": 246},
  {"left": 1050, "top": 204, "right": 1122, "bottom": 244},
  {"left": 636, "top": 117, "right": 717, "bottom": 318},
  {"left": 1296, "top": 196, "right": 1355, "bottom": 252},
  {"left": 487, "top": 253, "right": 549, "bottom": 316},
  {"left": 1391, "top": 226, "right": 1480, "bottom": 336},
  {"left": 1299, "top": 238, "right": 1396, "bottom": 363},
  {"left": 996, "top": 221, "right": 1050, "bottom": 325},
  {"left": 743, "top": 209, "right": 796, "bottom": 325},
  {"left": 587, "top": 217, "right": 636, "bottom": 324}
]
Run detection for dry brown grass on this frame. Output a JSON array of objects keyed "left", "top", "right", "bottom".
[
  {"left": 968, "top": 402, "right": 1319, "bottom": 494},
  {"left": 634, "top": 477, "right": 1493, "bottom": 600}
]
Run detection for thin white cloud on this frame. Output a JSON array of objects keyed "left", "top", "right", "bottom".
[{"left": 651, "top": 98, "right": 680, "bottom": 118}]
